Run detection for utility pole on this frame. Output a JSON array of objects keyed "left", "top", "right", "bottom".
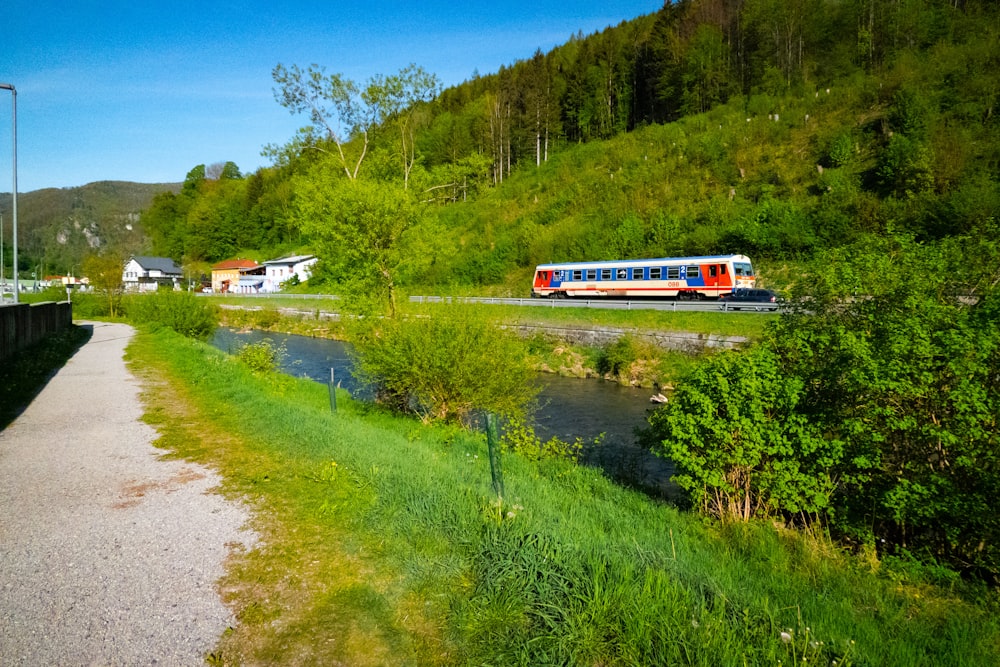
[{"left": 0, "top": 83, "right": 17, "bottom": 303}]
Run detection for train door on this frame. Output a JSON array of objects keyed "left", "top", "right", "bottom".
[{"left": 702, "top": 263, "right": 732, "bottom": 296}]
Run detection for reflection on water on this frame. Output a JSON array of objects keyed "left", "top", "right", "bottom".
[
  {"left": 210, "top": 328, "right": 676, "bottom": 497},
  {"left": 212, "top": 327, "right": 364, "bottom": 394}
]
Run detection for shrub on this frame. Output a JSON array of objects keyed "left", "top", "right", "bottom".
[
  {"left": 645, "top": 345, "right": 840, "bottom": 523},
  {"left": 235, "top": 338, "right": 285, "bottom": 373},
  {"left": 596, "top": 335, "right": 638, "bottom": 380},
  {"left": 122, "top": 291, "right": 219, "bottom": 340},
  {"left": 350, "top": 307, "right": 537, "bottom": 424},
  {"left": 500, "top": 415, "right": 584, "bottom": 463}
]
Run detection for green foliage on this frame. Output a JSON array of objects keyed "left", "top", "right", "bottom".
[
  {"left": 826, "top": 131, "right": 854, "bottom": 168},
  {"left": 349, "top": 307, "right": 538, "bottom": 423},
  {"left": 771, "top": 235, "right": 1000, "bottom": 576},
  {"left": 235, "top": 338, "right": 285, "bottom": 373},
  {"left": 131, "top": 327, "right": 1000, "bottom": 666},
  {"left": 81, "top": 251, "right": 126, "bottom": 318},
  {"left": 293, "top": 172, "right": 420, "bottom": 316},
  {"left": 596, "top": 334, "right": 638, "bottom": 380},
  {"left": 500, "top": 415, "right": 584, "bottom": 462},
  {"left": 876, "top": 134, "right": 934, "bottom": 198},
  {"left": 66, "top": 291, "right": 111, "bottom": 318},
  {"left": 645, "top": 345, "right": 840, "bottom": 522},
  {"left": 122, "top": 291, "right": 219, "bottom": 340},
  {"left": 648, "top": 233, "right": 1000, "bottom": 577}
]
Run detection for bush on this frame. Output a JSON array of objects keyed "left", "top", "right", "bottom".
[
  {"left": 500, "top": 415, "right": 584, "bottom": 462},
  {"left": 122, "top": 291, "right": 219, "bottom": 340},
  {"left": 645, "top": 345, "right": 840, "bottom": 522},
  {"left": 596, "top": 335, "right": 638, "bottom": 380},
  {"left": 350, "top": 307, "right": 538, "bottom": 424},
  {"left": 235, "top": 338, "right": 285, "bottom": 373}
]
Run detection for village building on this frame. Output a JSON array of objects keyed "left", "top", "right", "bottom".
[
  {"left": 211, "top": 259, "right": 265, "bottom": 293},
  {"left": 122, "top": 256, "right": 183, "bottom": 292},
  {"left": 261, "top": 255, "right": 317, "bottom": 292}
]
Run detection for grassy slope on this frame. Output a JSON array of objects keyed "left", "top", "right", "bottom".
[{"left": 127, "top": 328, "right": 999, "bottom": 666}]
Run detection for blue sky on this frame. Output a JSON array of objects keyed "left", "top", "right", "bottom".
[{"left": 0, "top": 1, "right": 662, "bottom": 193}]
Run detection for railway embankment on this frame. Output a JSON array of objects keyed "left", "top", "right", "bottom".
[{"left": 216, "top": 303, "right": 748, "bottom": 352}]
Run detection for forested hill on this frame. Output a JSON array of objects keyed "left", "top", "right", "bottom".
[
  {"left": 0, "top": 181, "right": 178, "bottom": 277},
  {"left": 131, "top": 0, "right": 997, "bottom": 292}
]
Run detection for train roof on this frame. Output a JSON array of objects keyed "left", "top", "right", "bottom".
[{"left": 534, "top": 254, "right": 752, "bottom": 270}]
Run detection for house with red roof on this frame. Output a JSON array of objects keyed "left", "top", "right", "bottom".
[{"left": 211, "top": 259, "right": 264, "bottom": 293}]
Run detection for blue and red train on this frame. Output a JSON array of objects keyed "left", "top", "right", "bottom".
[{"left": 531, "top": 254, "right": 756, "bottom": 299}]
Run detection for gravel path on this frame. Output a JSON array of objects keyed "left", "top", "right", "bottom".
[{"left": 0, "top": 321, "right": 256, "bottom": 666}]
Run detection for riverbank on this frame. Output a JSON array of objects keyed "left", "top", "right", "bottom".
[
  {"left": 127, "top": 326, "right": 999, "bottom": 665},
  {"left": 216, "top": 300, "right": 755, "bottom": 388}
]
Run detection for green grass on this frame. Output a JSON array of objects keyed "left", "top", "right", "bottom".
[{"left": 126, "top": 327, "right": 1000, "bottom": 666}]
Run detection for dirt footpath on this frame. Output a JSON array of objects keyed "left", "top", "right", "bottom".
[{"left": 0, "top": 321, "right": 254, "bottom": 666}]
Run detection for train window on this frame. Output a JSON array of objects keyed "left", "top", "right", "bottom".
[
  {"left": 572, "top": 270, "right": 583, "bottom": 281},
  {"left": 554, "top": 270, "right": 564, "bottom": 280},
  {"left": 720, "top": 265, "right": 727, "bottom": 274},
  {"left": 586, "top": 269, "right": 597, "bottom": 281},
  {"left": 601, "top": 269, "right": 612, "bottom": 280},
  {"left": 687, "top": 265, "right": 700, "bottom": 278},
  {"left": 631, "top": 268, "right": 644, "bottom": 280},
  {"left": 709, "top": 266, "right": 718, "bottom": 278},
  {"left": 667, "top": 266, "right": 680, "bottom": 279},
  {"left": 649, "top": 267, "right": 662, "bottom": 280},
  {"left": 616, "top": 268, "right": 627, "bottom": 280}
]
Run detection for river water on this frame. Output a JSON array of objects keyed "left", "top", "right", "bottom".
[{"left": 211, "top": 328, "right": 676, "bottom": 497}]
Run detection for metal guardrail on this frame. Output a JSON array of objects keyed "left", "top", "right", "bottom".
[
  {"left": 198, "top": 292, "right": 337, "bottom": 300},
  {"left": 199, "top": 292, "right": 777, "bottom": 313}
]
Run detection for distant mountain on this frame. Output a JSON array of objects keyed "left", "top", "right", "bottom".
[{"left": 0, "top": 181, "right": 180, "bottom": 275}]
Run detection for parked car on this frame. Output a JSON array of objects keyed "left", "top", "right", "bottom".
[{"left": 719, "top": 288, "right": 782, "bottom": 311}]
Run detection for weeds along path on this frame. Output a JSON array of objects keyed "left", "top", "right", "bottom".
[{"left": 0, "top": 321, "right": 255, "bottom": 666}]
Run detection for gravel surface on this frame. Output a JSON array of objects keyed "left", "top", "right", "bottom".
[{"left": 0, "top": 321, "right": 256, "bottom": 666}]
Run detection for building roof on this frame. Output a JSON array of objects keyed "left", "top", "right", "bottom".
[
  {"left": 262, "top": 254, "right": 316, "bottom": 267},
  {"left": 129, "top": 256, "right": 182, "bottom": 275},
  {"left": 212, "top": 259, "right": 260, "bottom": 271}
]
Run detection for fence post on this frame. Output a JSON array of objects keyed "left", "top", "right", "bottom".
[
  {"left": 485, "top": 412, "right": 504, "bottom": 499},
  {"left": 328, "top": 368, "right": 338, "bottom": 413}
]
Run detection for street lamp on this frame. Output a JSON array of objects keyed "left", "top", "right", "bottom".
[{"left": 0, "top": 83, "right": 17, "bottom": 304}]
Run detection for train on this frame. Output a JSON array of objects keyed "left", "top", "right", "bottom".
[{"left": 531, "top": 254, "right": 756, "bottom": 299}]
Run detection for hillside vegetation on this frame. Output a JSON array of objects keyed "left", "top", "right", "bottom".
[
  {"left": 126, "top": 0, "right": 998, "bottom": 297},
  {"left": 0, "top": 181, "right": 177, "bottom": 278}
]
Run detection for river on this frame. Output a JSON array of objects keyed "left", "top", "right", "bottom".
[{"left": 211, "top": 328, "right": 676, "bottom": 498}]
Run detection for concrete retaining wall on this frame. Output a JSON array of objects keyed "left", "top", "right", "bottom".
[{"left": 0, "top": 301, "right": 74, "bottom": 364}]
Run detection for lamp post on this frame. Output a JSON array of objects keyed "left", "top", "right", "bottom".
[{"left": 0, "top": 83, "right": 18, "bottom": 304}]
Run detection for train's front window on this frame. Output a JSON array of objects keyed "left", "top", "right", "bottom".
[{"left": 734, "top": 262, "right": 753, "bottom": 276}]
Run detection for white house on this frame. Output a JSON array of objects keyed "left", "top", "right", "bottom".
[
  {"left": 123, "top": 256, "right": 183, "bottom": 292},
  {"left": 261, "top": 255, "right": 317, "bottom": 292}
]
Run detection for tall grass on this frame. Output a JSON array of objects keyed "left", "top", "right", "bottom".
[{"left": 128, "top": 328, "right": 1000, "bottom": 666}]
